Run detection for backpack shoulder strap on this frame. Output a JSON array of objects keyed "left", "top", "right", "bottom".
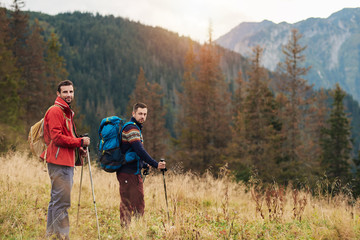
[
  {"left": 43, "top": 104, "right": 68, "bottom": 138},
  {"left": 54, "top": 104, "right": 66, "bottom": 118},
  {"left": 45, "top": 104, "right": 66, "bottom": 118},
  {"left": 120, "top": 121, "right": 142, "bottom": 140},
  {"left": 42, "top": 104, "right": 66, "bottom": 161},
  {"left": 121, "top": 121, "right": 140, "bottom": 133}
]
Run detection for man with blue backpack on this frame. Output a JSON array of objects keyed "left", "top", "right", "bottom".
[{"left": 117, "top": 102, "right": 166, "bottom": 225}]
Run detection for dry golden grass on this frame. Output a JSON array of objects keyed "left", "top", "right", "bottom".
[{"left": 1, "top": 151, "right": 360, "bottom": 239}]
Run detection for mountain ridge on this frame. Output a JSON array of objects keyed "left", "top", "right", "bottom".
[{"left": 216, "top": 7, "right": 360, "bottom": 101}]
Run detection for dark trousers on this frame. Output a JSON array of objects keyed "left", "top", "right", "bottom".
[
  {"left": 46, "top": 163, "right": 74, "bottom": 237},
  {"left": 116, "top": 172, "right": 144, "bottom": 225}
]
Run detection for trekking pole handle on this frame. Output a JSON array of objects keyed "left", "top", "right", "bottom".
[
  {"left": 81, "top": 133, "right": 90, "bottom": 152},
  {"left": 160, "top": 158, "right": 167, "bottom": 172}
]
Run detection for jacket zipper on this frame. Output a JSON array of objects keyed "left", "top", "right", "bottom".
[{"left": 55, "top": 147, "right": 60, "bottom": 159}]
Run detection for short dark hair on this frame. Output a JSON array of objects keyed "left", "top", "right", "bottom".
[
  {"left": 57, "top": 80, "right": 73, "bottom": 93},
  {"left": 133, "top": 102, "right": 147, "bottom": 112}
]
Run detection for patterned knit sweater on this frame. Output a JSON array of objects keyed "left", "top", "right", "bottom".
[{"left": 118, "top": 117, "right": 158, "bottom": 175}]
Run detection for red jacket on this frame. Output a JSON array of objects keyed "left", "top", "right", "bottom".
[{"left": 40, "top": 97, "right": 82, "bottom": 167}]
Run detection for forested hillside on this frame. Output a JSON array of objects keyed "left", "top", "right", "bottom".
[
  {"left": 2, "top": 3, "right": 360, "bottom": 196},
  {"left": 29, "top": 11, "right": 360, "bottom": 157},
  {"left": 29, "top": 11, "right": 248, "bottom": 138}
]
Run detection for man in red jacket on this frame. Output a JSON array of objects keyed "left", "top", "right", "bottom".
[{"left": 41, "top": 80, "right": 90, "bottom": 239}]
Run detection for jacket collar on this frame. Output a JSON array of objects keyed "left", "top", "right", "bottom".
[
  {"left": 54, "top": 96, "right": 73, "bottom": 116},
  {"left": 130, "top": 116, "right": 142, "bottom": 130}
]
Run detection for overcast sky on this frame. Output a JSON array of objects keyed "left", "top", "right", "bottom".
[{"left": 1, "top": 0, "right": 359, "bottom": 43}]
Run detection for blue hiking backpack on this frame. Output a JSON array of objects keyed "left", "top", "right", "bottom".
[{"left": 97, "top": 116, "right": 138, "bottom": 172}]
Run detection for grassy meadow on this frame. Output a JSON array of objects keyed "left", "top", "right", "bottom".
[{"left": 1, "top": 151, "right": 360, "bottom": 239}]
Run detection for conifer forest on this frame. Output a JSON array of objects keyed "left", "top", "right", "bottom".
[{"left": 2, "top": 1, "right": 360, "bottom": 198}]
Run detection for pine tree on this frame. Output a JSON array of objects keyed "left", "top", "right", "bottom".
[
  {"left": 353, "top": 151, "right": 360, "bottom": 198},
  {"left": 226, "top": 70, "right": 249, "bottom": 181},
  {"left": 128, "top": 67, "right": 147, "bottom": 111},
  {"left": 276, "top": 29, "right": 313, "bottom": 182},
  {"left": 232, "top": 71, "right": 245, "bottom": 117},
  {"left": 8, "top": 0, "right": 28, "bottom": 68},
  {"left": 44, "top": 32, "right": 69, "bottom": 107},
  {"left": 0, "top": 6, "right": 22, "bottom": 127},
  {"left": 177, "top": 36, "right": 231, "bottom": 173},
  {"left": 128, "top": 67, "right": 169, "bottom": 159},
  {"left": 176, "top": 40, "right": 199, "bottom": 154},
  {"left": 8, "top": 1, "right": 49, "bottom": 127},
  {"left": 237, "top": 46, "right": 282, "bottom": 182},
  {"left": 23, "top": 19, "right": 47, "bottom": 125},
  {"left": 304, "top": 88, "right": 329, "bottom": 178},
  {"left": 320, "top": 83, "right": 352, "bottom": 183},
  {"left": 142, "top": 81, "right": 168, "bottom": 160}
]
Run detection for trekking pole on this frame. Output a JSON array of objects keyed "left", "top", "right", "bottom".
[
  {"left": 76, "top": 163, "right": 84, "bottom": 226},
  {"left": 160, "top": 158, "right": 170, "bottom": 223},
  {"left": 86, "top": 146, "right": 101, "bottom": 240}
]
